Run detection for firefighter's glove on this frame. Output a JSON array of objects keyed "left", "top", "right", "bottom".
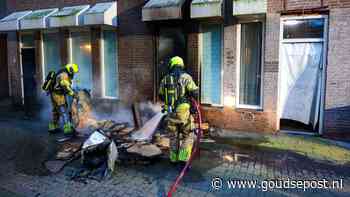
[{"left": 67, "top": 90, "right": 74, "bottom": 97}]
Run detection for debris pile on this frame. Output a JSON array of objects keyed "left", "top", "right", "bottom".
[{"left": 46, "top": 90, "right": 166, "bottom": 179}]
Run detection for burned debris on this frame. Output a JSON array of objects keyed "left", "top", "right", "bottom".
[{"left": 45, "top": 90, "right": 171, "bottom": 180}]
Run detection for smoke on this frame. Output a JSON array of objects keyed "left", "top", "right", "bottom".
[
  {"left": 91, "top": 99, "right": 135, "bottom": 127},
  {"left": 39, "top": 89, "right": 163, "bottom": 132},
  {"left": 38, "top": 93, "right": 52, "bottom": 123},
  {"left": 137, "top": 101, "right": 162, "bottom": 126}
]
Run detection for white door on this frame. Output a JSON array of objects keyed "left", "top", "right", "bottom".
[{"left": 279, "top": 16, "right": 328, "bottom": 131}]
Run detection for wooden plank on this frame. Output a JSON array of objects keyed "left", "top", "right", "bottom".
[{"left": 133, "top": 102, "right": 142, "bottom": 129}]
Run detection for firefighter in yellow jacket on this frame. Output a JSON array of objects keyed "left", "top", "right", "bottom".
[
  {"left": 159, "top": 56, "right": 199, "bottom": 163},
  {"left": 46, "top": 63, "right": 79, "bottom": 136}
]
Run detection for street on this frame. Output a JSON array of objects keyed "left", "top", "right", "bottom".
[{"left": 0, "top": 109, "right": 349, "bottom": 197}]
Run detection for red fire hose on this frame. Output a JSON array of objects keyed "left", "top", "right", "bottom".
[{"left": 167, "top": 98, "right": 202, "bottom": 197}]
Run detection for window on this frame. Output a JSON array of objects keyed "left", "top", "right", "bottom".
[
  {"left": 157, "top": 27, "right": 186, "bottom": 85},
  {"left": 201, "top": 24, "right": 222, "bottom": 105},
  {"left": 21, "top": 34, "right": 35, "bottom": 48},
  {"left": 102, "top": 30, "right": 118, "bottom": 98},
  {"left": 283, "top": 18, "right": 324, "bottom": 39},
  {"left": 237, "top": 22, "right": 263, "bottom": 108},
  {"left": 43, "top": 32, "right": 61, "bottom": 76},
  {"left": 70, "top": 31, "right": 93, "bottom": 91}
]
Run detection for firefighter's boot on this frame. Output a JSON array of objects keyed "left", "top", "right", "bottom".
[
  {"left": 48, "top": 122, "right": 60, "bottom": 134},
  {"left": 63, "top": 122, "right": 74, "bottom": 137}
]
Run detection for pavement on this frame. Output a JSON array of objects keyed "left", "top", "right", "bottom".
[{"left": 0, "top": 104, "right": 350, "bottom": 197}]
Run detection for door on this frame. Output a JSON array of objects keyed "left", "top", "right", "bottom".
[
  {"left": 279, "top": 16, "right": 327, "bottom": 132},
  {"left": 21, "top": 48, "right": 37, "bottom": 114},
  {"left": 0, "top": 34, "right": 9, "bottom": 99},
  {"left": 156, "top": 27, "right": 186, "bottom": 94}
]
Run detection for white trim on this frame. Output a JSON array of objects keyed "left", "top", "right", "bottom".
[
  {"left": 41, "top": 31, "right": 61, "bottom": 81},
  {"left": 18, "top": 32, "right": 25, "bottom": 105},
  {"left": 68, "top": 31, "right": 72, "bottom": 63},
  {"left": 281, "top": 38, "right": 324, "bottom": 43},
  {"left": 41, "top": 31, "right": 45, "bottom": 82},
  {"left": 68, "top": 29, "right": 94, "bottom": 96},
  {"left": 236, "top": 21, "right": 264, "bottom": 110},
  {"left": 100, "top": 30, "right": 106, "bottom": 97},
  {"left": 319, "top": 15, "right": 329, "bottom": 135},
  {"left": 199, "top": 23, "right": 224, "bottom": 106},
  {"left": 236, "top": 104, "right": 262, "bottom": 110},
  {"left": 277, "top": 15, "right": 328, "bottom": 134}
]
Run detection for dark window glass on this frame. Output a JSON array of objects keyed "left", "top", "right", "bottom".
[
  {"left": 157, "top": 27, "right": 186, "bottom": 84},
  {"left": 283, "top": 19, "right": 324, "bottom": 39},
  {"left": 239, "top": 22, "right": 262, "bottom": 106}
]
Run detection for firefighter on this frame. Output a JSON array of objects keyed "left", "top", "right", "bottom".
[
  {"left": 46, "top": 63, "right": 79, "bottom": 136},
  {"left": 159, "top": 56, "right": 199, "bottom": 164}
]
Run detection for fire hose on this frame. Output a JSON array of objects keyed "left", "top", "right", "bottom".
[{"left": 167, "top": 98, "right": 202, "bottom": 197}]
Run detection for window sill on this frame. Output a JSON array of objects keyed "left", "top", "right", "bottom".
[
  {"left": 200, "top": 103, "right": 224, "bottom": 109},
  {"left": 235, "top": 106, "right": 263, "bottom": 113},
  {"left": 93, "top": 97, "right": 119, "bottom": 102}
]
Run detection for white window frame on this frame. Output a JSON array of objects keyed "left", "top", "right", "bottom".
[
  {"left": 68, "top": 27, "right": 91, "bottom": 63},
  {"left": 68, "top": 27, "right": 93, "bottom": 95},
  {"left": 199, "top": 23, "right": 224, "bottom": 107},
  {"left": 278, "top": 15, "right": 328, "bottom": 134},
  {"left": 19, "top": 31, "right": 36, "bottom": 105},
  {"left": 100, "top": 28, "right": 119, "bottom": 99},
  {"left": 236, "top": 21, "right": 265, "bottom": 110}
]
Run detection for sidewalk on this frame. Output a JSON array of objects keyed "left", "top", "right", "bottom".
[{"left": 0, "top": 108, "right": 349, "bottom": 196}]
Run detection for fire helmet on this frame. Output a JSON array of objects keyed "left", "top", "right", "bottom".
[
  {"left": 65, "top": 63, "right": 79, "bottom": 74},
  {"left": 168, "top": 56, "right": 184, "bottom": 69}
]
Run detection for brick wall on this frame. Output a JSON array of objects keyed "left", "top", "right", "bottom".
[
  {"left": 267, "top": 0, "right": 350, "bottom": 12},
  {"left": 325, "top": 7, "right": 350, "bottom": 133},
  {"left": 118, "top": 0, "right": 154, "bottom": 103},
  {"left": 0, "top": 34, "right": 9, "bottom": 99},
  {"left": 7, "top": 32, "right": 22, "bottom": 105},
  {"left": 201, "top": 18, "right": 279, "bottom": 133},
  {"left": 6, "top": 0, "right": 155, "bottom": 106}
]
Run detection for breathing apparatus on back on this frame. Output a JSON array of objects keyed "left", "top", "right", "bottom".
[{"left": 162, "top": 56, "right": 185, "bottom": 113}]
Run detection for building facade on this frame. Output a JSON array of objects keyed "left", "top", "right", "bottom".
[
  {"left": 1, "top": 0, "right": 350, "bottom": 135},
  {"left": 0, "top": 0, "right": 9, "bottom": 99}
]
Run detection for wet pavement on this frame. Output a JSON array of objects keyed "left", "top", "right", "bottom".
[{"left": 0, "top": 111, "right": 350, "bottom": 197}]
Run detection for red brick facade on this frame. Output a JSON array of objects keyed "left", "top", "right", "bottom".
[
  {"left": 3, "top": 0, "right": 350, "bottom": 134},
  {"left": 6, "top": 0, "right": 155, "bottom": 106}
]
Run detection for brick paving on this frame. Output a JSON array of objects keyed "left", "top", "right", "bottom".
[{"left": 0, "top": 118, "right": 350, "bottom": 197}]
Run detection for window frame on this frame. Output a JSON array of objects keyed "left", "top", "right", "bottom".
[
  {"left": 199, "top": 23, "right": 224, "bottom": 107},
  {"left": 41, "top": 29, "right": 60, "bottom": 81},
  {"left": 19, "top": 31, "right": 36, "bottom": 105},
  {"left": 281, "top": 15, "right": 327, "bottom": 43},
  {"left": 68, "top": 27, "right": 93, "bottom": 94},
  {"left": 278, "top": 15, "right": 329, "bottom": 134},
  {"left": 236, "top": 21, "right": 265, "bottom": 110},
  {"left": 100, "top": 27, "right": 119, "bottom": 99}
]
